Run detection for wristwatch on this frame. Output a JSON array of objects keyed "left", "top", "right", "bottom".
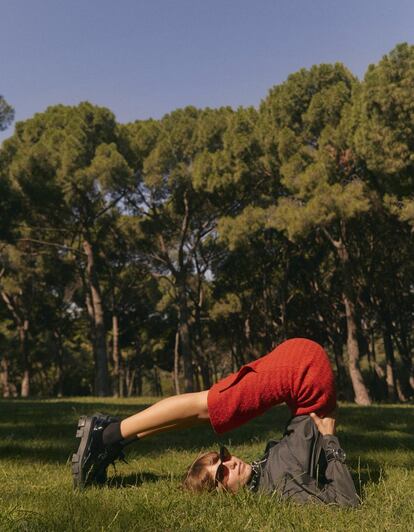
[{"left": 325, "top": 447, "right": 346, "bottom": 463}]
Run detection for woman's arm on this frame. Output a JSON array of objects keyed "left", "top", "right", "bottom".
[{"left": 279, "top": 413, "right": 359, "bottom": 507}]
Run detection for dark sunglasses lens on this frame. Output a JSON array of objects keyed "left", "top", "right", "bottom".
[
  {"left": 216, "top": 463, "right": 228, "bottom": 484},
  {"left": 216, "top": 463, "right": 225, "bottom": 483},
  {"left": 215, "top": 447, "right": 231, "bottom": 486},
  {"left": 220, "top": 446, "right": 231, "bottom": 462}
]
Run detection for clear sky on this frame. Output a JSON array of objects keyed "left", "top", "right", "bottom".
[{"left": 1, "top": 0, "right": 413, "bottom": 143}]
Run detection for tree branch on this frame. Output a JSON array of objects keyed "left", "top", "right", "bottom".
[
  {"left": 17, "top": 238, "right": 86, "bottom": 256},
  {"left": 178, "top": 191, "right": 191, "bottom": 270}
]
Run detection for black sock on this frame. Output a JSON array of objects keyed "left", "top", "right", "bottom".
[
  {"left": 102, "top": 422, "right": 139, "bottom": 447},
  {"left": 121, "top": 436, "right": 139, "bottom": 448},
  {"left": 102, "top": 422, "right": 122, "bottom": 446}
]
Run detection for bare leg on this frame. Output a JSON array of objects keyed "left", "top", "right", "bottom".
[
  {"left": 137, "top": 419, "right": 207, "bottom": 439},
  {"left": 120, "top": 390, "right": 210, "bottom": 439}
]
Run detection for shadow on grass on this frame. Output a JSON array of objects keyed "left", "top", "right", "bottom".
[
  {"left": 107, "top": 471, "right": 169, "bottom": 488},
  {"left": 0, "top": 443, "right": 71, "bottom": 464},
  {"left": 1, "top": 398, "right": 413, "bottom": 495}
]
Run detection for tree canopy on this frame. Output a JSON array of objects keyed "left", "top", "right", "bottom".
[{"left": 1, "top": 44, "right": 413, "bottom": 402}]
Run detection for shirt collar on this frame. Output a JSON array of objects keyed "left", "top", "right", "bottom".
[{"left": 247, "top": 456, "right": 267, "bottom": 492}]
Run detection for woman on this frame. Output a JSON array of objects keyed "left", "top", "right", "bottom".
[
  {"left": 72, "top": 338, "right": 338, "bottom": 490},
  {"left": 182, "top": 412, "right": 359, "bottom": 507}
]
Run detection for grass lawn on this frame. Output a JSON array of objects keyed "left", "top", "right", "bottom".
[{"left": 0, "top": 398, "right": 413, "bottom": 531}]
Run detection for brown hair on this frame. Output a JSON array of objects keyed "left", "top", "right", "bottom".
[{"left": 182, "top": 451, "right": 219, "bottom": 493}]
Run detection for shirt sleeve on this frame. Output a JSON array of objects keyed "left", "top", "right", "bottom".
[{"left": 280, "top": 435, "right": 360, "bottom": 507}]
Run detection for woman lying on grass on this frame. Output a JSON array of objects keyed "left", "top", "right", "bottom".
[{"left": 72, "top": 338, "right": 359, "bottom": 507}]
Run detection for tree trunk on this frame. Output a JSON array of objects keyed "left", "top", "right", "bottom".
[
  {"left": 19, "top": 320, "right": 30, "bottom": 398},
  {"left": 199, "top": 361, "right": 211, "bottom": 390},
  {"left": 129, "top": 340, "right": 142, "bottom": 396},
  {"left": 367, "top": 329, "right": 386, "bottom": 401},
  {"left": 335, "top": 237, "right": 371, "bottom": 406},
  {"left": 135, "top": 366, "right": 142, "bottom": 396},
  {"left": 380, "top": 307, "right": 407, "bottom": 401},
  {"left": 177, "top": 284, "right": 194, "bottom": 392},
  {"left": 83, "top": 239, "right": 109, "bottom": 396},
  {"left": 193, "top": 285, "right": 211, "bottom": 390},
  {"left": 0, "top": 290, "right": 31, "bottom": 398},
  {"left": 119, "top": 358, "right": 125, "bottom": 397},
  {"left": 332, "top": 337, "right": 351, "bottom": 399},
  {"left": 0, "top": 354, "right": 10, "bottom": 398},
  {"left": 393, "top": 333, "right": 414, "bottom": 396},
  {"left": 342, "top": 293, "right": 371, "bottom": 405},
  {"left": 193, "top": 364, "right": 201, "bottom": 392},
  {"left": 112, "top": 314, "right": 120, "bottom": 397},
  {"left": 383, "top": 329, "right": 398, "bottom": 401},
  {"left": 126, "top": 368, "right": 136, "bottom": 397},
  {"left": 173, "top": 330, "right": 181, "bottom": 394},
  {"left": 393, "top": 297, "right": 414, "bottom": 394},
  {"left": 234, "top": 327, "right": 246, "bottom": 367},
  {"left": 54, "top": 330, "right": 64, "bottom": 398},
  {"left": 152, "top": 366, "right": 162, "bottom": 396},
  {"left": 279, "top": 301, "right": 288, "bottom": 340}
]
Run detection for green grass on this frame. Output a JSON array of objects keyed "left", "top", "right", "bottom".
[{"left": 0, "top": 399, "right": 413, "bottom": 531}]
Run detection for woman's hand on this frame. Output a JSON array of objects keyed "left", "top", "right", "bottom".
[{"left": 310, "top": 412, "right": 336, "bottom": 436}]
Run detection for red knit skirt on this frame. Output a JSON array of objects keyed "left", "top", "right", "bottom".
[{"left": 207, "top": 338, "right": 336, "bottom": 434}]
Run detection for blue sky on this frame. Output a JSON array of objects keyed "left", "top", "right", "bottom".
[{"left": 1, "top": 0, "right": 413, "bottom": 143}]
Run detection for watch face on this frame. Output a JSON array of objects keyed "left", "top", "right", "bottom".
[{"left": 326, "top": 447, "right": 346, "bottom": 463}]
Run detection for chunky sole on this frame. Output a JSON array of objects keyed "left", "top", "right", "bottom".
[{"left": 71, "top": 415, "right": 96, "bottom": 489}]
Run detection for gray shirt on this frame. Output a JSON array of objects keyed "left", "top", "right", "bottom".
[{"left": 249, "top": 415, "right": 359, "bottom": 507}]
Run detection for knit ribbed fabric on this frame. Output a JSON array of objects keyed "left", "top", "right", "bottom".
[{"left": 207, "top": 338, "right": 336, "bottom": 434}]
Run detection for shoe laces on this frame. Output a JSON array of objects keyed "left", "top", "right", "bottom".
[{"left": 99, "top": 444, "right": 126, "bottom": 468}]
